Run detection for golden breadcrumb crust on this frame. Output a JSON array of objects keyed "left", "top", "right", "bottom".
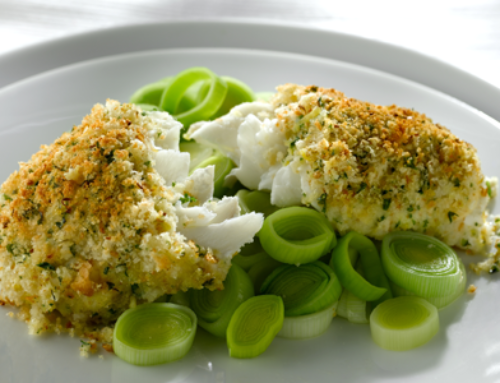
[
  {"left": 272, "top": 84, "right": 495, "bottom": 253},
  {"left": 0, "top": 101, "right": 227, "bottom": 339}
]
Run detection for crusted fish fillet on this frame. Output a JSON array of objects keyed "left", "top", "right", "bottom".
[{"left": 0, "top": 100, "right": 262, "bottom": 338}]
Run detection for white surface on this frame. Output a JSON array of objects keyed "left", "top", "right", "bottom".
[{"left": 1, "top": 43, "right": 500, "bottom": 382}]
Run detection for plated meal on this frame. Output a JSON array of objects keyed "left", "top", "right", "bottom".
[{"left": 0, "top": 66, "right": 498, "bottom": 366}]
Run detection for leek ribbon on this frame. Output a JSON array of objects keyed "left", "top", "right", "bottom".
[
  {"left": 259, "top": 206, "right": 337, "bottom": 264},
  {"left": 227, "top": 295, "right": 284, "bottom": 358},
  {"left": 370, "top": 296, "right": 439, "bottom": 351},
  {"left": 381, "top": 231, "right": 462, "bottom": 297},
  {"left": 160, "top": 67, "right": 228, "bottom": 127},
  {"left": 260, "top": 261, "right": 342, "bottom": 316},
  {"left": 113, "top": 303, "right": 197, "bottom": 366},
  {"left": 330, "top": 231, "right": 392, "bottom": 304},
  {"left": 189, "top": 263, "right": 254, "bottom": 338}
]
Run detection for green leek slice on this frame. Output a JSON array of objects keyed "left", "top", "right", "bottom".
[
  {"left": 159, "top": 67, "right": 228, "bottom": 127},
  {"left": 370, "top": 296, "right": 439, "bottom": 351},
  {"left": 232, "top": 237, "right": 271, "bottom": 271},
  {"left": 212, "top": 76, "right": 256, "bottom": 118},
  {"left": 113, "top": 303, "right": 197, "bottom": 366},
  {"left": 259, "top": 206, "right": 336, "bottom": 264},
  {"left": 179, "top": 140, "right": 216, "bottom": 171},
  {"left": 278, "top": 302, "right": 337, "bottom": 340},
  {"left": 195, "top": 153, "right": 234, "bottom": 199},
  {"left": 390, "top": 259, "right": 467, "bottom": 309},
  {"left": 330, "top": 231, "right": 392, "bottom": 304},
  {"left": 336, "top": 289, "right": 348, "bottom": 319},
  {"left": 236, "top": 190, "right": 280, "bottom": 218},
  {"left": 247, "top": 257, "right": 283, "bottom": 294},
  {"left": 381, "top": 231, "right": 462, "bottom": 297},
  {"left": 130, "top": 77, "right": 173, "bottom": 106},
  {"left": 260, "top": 261, "right": 342, "bottom": 316},
  {"left": 179, "top": 141, "right": 234, "bottom": 198},
  {"left": 189, "top": 264, "right": 254, "bottom": 338},
  {"left": 227, "top": 295, "right": 284, "bottom": 358}
]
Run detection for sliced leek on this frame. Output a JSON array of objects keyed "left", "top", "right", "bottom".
[
  {"left": 381, "top": 231, "right": 462, "bottom": 298},
  {"left": 370, "top": 296, "right": 439, "bottom": 351},
  {"left": 232, "top": 237, "right": 271, "bottom": 271},
  {"left": 236, "top": 190, "right": 280, "bottom": 218},
  {"left": 212, "top": 76, "right": 256, "bottom": 118},
  {"left": 259, "top": 206, "right": 337, "bottom": 264},
  {"left": 159, "top": 67, "right": 228, "bottom": 127},
  {"left": 330, "top": 231, "right": 392, "bottom": 304},
  {"left": 278, "top": 302, "right": 337, "bottom": 340},
  {"left": 227, "top": 295, "right": 284, "bottom": 358},
  {"left": 179, "top": 141, "right": 216, "bottom": 171},
  {"left": 189, "top": 263, "right": 254, "bottom": 338},
  {"left": 390, "top": 259, "right": 467, "bottom": 310},
  {"left": 130, "top": 77, "right": 173, "bottom": 106},
  {"left": 260, "top": 261, "right": 342, "bottom": 316},
  {"left": 195, "top": 153, "right": 234, "bottom": 198},
  {"left": 247, "top": 257, "right": 283, "bottom": 294},
  {"left": 113, "top": 303, "right": 197, "bottom": 366}
]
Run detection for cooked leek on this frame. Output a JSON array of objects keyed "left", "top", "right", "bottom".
[
  {"left": 260, "top": 261, "right": 342, "bottom": 316},
  {"left": 232, "top": 237, "right": 271, "bottom": 271},
  {"left": 259, "top": 207, "right": 337, "bottom": 264},
  {"left": 227, "top": 295, "right": 284, "bottom": 358},
  {"left": 195, "top": 153, "right": 234, "bottom": 198},
  {"left": 247, "top": 257, "right": 283, "bottom": 294},
  {"left": 390, "top": 259, "right": 467, "bottom": 309},
  {"left": 236, "top": 190, "right": 280, "bottom": 218},
  {"left": 381, "top": 231, "right": 462, "bottom": 297},
  {"left": 212, "top": 76, "right": 256, "bottom": 118},
  {"left": 130, "top": 77, "right": 173, "bottom": 106},
  {"left": 330, "top": 231, "right": 392, "bottom": 304},
  {"left": 159, "top": 67, "right": 228, "bottom": 127},
  {"left": 370, "top": 296, "right": 439, "bottom": 351},
  {"left": 278, "top": 302, "right": 337, "bottom": 340},
  {"left": 189, "top": 263, "right": 254, "bottom": 338},
  {"left": 113, "top": 303, "right": 197, "bottom": 366}
]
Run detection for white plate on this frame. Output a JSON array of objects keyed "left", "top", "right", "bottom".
[
  {"left": 1, "top": 39, "right": 500, "bottom": 383},
  {"left": 1, "top": 21, "right": 500, "bottom": 123}
]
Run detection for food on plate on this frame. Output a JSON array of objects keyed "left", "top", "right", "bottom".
[
  {"left": 0, "top": 100, "right": 263, "bottom": 339},
  {"left": 187, "top": 83, "right": 500, "bottom": 264},
  {"left": 1, "top": 65, "right": 498, "bottom": 364}
]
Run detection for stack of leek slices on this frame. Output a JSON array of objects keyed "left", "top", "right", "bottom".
[{"left": 113, "top": 67, "right": 468, "bottom": 366}]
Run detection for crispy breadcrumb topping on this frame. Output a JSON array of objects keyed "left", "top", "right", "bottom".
[
  {"left": 0, "top": 101, "right": 231, "bottom": 338},
  {"left": 271, "top": 84, "right": 496, "bottom": 255}
]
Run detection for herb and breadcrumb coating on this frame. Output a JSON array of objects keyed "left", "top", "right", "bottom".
[
  {"left": 188, "top": 84, "right": 500, "bottom": 265},
  {"left": 0, "top": 100, "right": 262, "bottom": 339}
]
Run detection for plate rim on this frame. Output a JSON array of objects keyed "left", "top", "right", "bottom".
[{"left": 1, "top": 19, "right": 499, "bottom": 122}]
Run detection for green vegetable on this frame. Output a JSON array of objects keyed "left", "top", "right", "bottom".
[
  {"left": 232, "top": 237, "right": 272, "bottom": 271},
  {"left": 130, "top": 77, "right": 173, "bottom": 106},
  {"left": 259, "top": 206, "right": 336, "bottom": 264},
  {"left": 189, "top": 264, "right": 254, "bottom": 338},
  {"left": 160, "top": 67, "right": 228, "bottom": 128},
  {"left": 330, "top": 231, "right": 392, "bottom": 305},
  {"left": 260, "top": 261, "right": 342, "bottom": 316},
  {"left": 389, "top": 259, "right": 467, "bottom": 309},
  {"left": 370, "top": 296, "right": 439, "bottom": 351},
  {"left": 278, "top": 302, "right": 337, "bottom": 340},
  {"left": 381, "top": 231, "right": 462, "bottom": 298},
  {"left": 236, "top": 190, "right": 280, "bottom": 218},
  {"left": 113, "top": 303, "right": 197, "bottom": 366},
  {"left": 227, "top": 295, "right": 284, "bottom": 358}
]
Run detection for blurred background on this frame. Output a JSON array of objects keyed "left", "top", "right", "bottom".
[{"left": 1, "top": 0, "right": 500, "bottom": 88}]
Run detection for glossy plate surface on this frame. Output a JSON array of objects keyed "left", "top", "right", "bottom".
[{"left": 1, "top": 47, "right": 500, "bottom": 382}]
